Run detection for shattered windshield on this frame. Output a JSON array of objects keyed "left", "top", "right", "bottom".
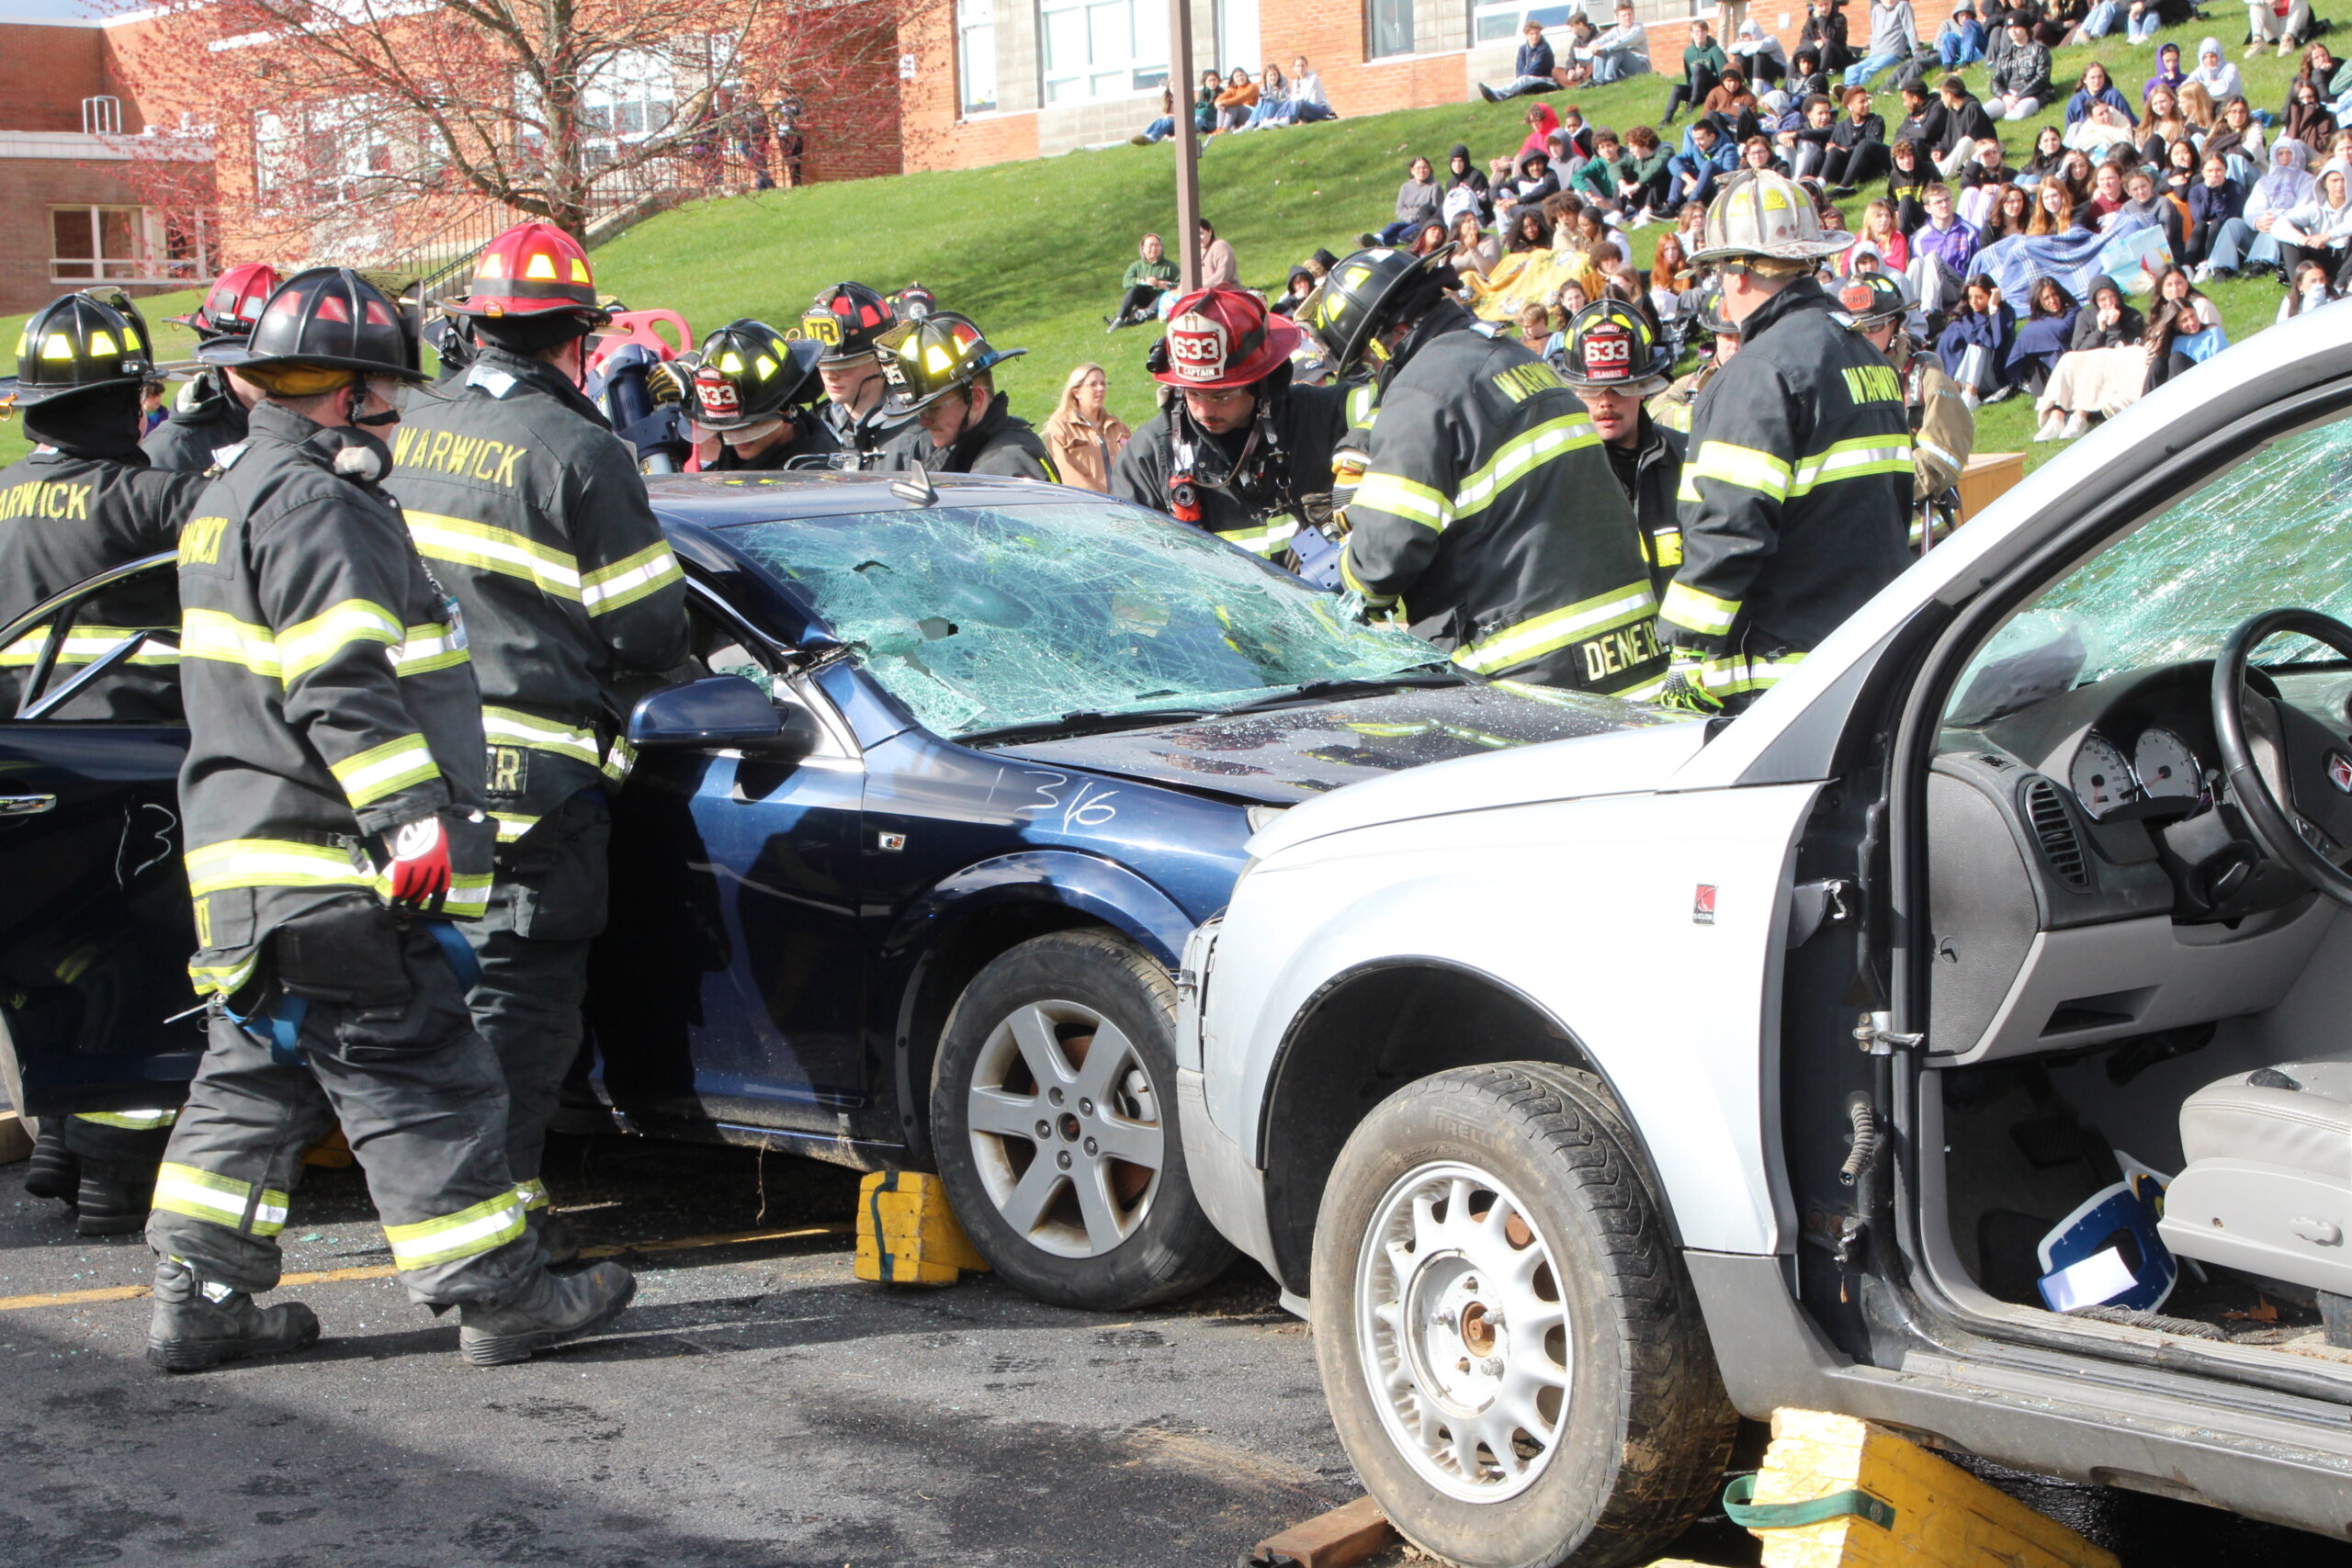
[
  {"left": 1949, "top": 414, "right": 2352, "bottom": 726},
  {"left": 726, "top": 502, "right": 1445, "bottom": 738}
]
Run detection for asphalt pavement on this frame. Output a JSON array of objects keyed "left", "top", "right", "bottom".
[
  {"left": 4, "top": 1129, "right": 2350, "bottom": 1568},
  {"left": 0, "top": 1133, "right": 1365, "bottom": 1568}
]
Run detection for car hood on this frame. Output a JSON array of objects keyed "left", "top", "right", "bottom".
[{"left": 990, "top": 682, "right": 1682, "bottom": 808}]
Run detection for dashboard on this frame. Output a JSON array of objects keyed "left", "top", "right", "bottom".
[
  {"left": 1920, "top": 659, "right": 2352, "bottom": 1064},
  {"left": 2066, "top": 725, "right": 2203, "bottom": 822}
]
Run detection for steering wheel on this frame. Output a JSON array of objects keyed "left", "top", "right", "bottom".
[{"left": 2212, "top": 608, "right": 2352, "bottom": 908}]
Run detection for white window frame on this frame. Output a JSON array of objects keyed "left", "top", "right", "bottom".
[
  {"left": 1038, "top": 0, "right": 1168, "bottom": 107},
  {"left": 49, "top": 205, "right": 209, "bottom": 288},
  {"left": 1366, "top": 0, "right": 1414, "bottom": 60},
  {"left": 1470, "top": 0, "right": 1584, "bottom": 47},
  {"left": 957, "top": 0, "right": 1000, "bottom": 115},
  {"left": 581, "top": 48, "right": 682, "bottom": 163}
]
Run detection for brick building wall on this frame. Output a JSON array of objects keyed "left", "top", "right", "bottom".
[
  {"left": 899, "top": 0, "right": 1977, "bottom": 172},
  {"left": 0, "top": 153, "right": 151, "bottom": 314}
]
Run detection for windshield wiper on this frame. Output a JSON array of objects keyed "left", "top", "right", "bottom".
[
  {"left": 955, "top": 706, "right": 1217, "bottom": 746},
  {"left": 1218, "top": 664, "right": 1471, "bottom": 715}
]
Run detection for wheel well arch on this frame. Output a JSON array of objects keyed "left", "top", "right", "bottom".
[
  {"left": 888, "top": 897, "right": 1132, "bottom": 1168},
  {"left": 1254, "top": 958, "right": 1675, "bottom": 1297},
  {"left": 882, "top": 850, "right": 1199, "bottom": 1168}
]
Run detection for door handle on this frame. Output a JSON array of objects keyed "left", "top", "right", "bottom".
[{"left": 0, "top": 795, "right": 57, "bottom": 817}]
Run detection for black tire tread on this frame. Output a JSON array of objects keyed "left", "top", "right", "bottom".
[
  {"left": 933, "top": 929, "right": 1235, "bottom": 1311},
  {"left": 1320, "top": 1061, "right": 1736, "bottom": 1568}
]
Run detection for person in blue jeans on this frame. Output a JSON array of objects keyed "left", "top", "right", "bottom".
[
  {"left": 2124, "top": 0, "right": 2163, "bottom": 43},
  {"left": 1937, "top": 6, "right": 1984, "bottom": 66},
  {"left": 1480, "top": 19, "right": 1560, "bottom": 101},
  {"left": 1668, "top": 118, "right": 1741, "bottom": 205},
  {"left": 1843, "top": 0, "right": 1919, "bottom": 88}
]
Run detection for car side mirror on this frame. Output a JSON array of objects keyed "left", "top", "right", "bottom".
[{"left": 628, "top": 675, "right": 786, "bottom": 748}]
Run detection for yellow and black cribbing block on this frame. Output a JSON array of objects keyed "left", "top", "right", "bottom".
[
  {"left": 854, "top": 1168, "right": 990, "bottom": 1286},
  {"left": 1722, "top": 1409, "right": 2121, "bottom": 1568}
]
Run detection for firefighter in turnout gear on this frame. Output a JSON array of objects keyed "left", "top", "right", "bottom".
[
  {"left": 154, "top": 266, "right": 636, "bottom": 1371},
  {"left": 876, "top": 312, "right": 1058, "bottom": 481},
  {"left": 1835, "top": 271, "right": 1973, "bottom": 553},
  {"left": 386, "top": 221, "right": 690, "bottom": 1267},
  {"left": 1557, "top": 300, "right": 1686, "bottom": 598},
  {"left": 1, "top": 290, "right": 210, "bottom": 1233},
  {"left": 144, "top": 264, "right": 280, "bottom": 474},
  {"left": 1658, "top": 171, "right": 1912, "bottom": 714},
  {"left": 1648, "top": 284, "right": 1738, "bottom": 437},
  {"left": 794, "top": 283, "right": 913, "bottom": 463},
  {"left": 683, "top": 320, "right": 840, "bottom": 470},
  {"left": 1110, "top": 288, "right": 1346, "bottom": 568},
  {"left": 1313, "top": 246, "right": 1663, "bottom": 694}
]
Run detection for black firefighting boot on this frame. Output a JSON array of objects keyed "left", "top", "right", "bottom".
[
  {"left": 22, "top": 1123, "right": 77, "bottom": 1204},
  {"left": 146, "top": 1258, "right": 322, "bottom": 1373},
  {"left": 75, "top": 1160, "right": 156, "bottom": 1237},
  {"left": 457, "top": 1260, "right": 636, "bottom": 1367},
  {"left": 531, "top": 1211, "right": 582, "bottom": 1269}
]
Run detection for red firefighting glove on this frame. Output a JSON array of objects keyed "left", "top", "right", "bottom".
[{"left": 386, "top": 816, "right": 451, "bottom": 908}]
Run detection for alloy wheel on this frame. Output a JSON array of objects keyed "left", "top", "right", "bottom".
[
  {"left": 1356, "top": 1160, "right": 1571, "bottom": 1503},
  {"left": 965, "top": 999, "right": 1165, "bottom": 1258}
]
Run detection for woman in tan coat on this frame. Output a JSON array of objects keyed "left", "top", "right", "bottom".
[{"left": 1041, "top": 363, "right": 1131, "bottom": 493}]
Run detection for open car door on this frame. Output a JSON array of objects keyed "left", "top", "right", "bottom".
[{"left": 0, "top": 555, "right": 204, "bottom": 1118}]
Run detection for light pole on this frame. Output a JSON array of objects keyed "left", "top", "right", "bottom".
[{"left": 1170, "top": 0, "right": 1202, "bottom": 290}]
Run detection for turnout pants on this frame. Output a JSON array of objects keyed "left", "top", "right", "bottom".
[
  {"left": 147, "top": 919, "right": 535, "bottom": 1306},
  {"left": 63, "top": 1110, "right": 178, "bottom": 1168},
  {"left": 465, "top": 790, "right": 611, "bottom": 1214}
]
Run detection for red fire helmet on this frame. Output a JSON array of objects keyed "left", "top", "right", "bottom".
[
  {"left": 173, "top": 262, "right": 282, "bottom": 341},
  {"left": 1151, "top": 288, "right": 1301, "bottom": 391},
  {"left": 448, "top": 220, "right": 608, "bottom": 322}
]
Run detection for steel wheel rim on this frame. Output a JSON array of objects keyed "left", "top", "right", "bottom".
[
  {"left": 1356, "top": 1160, "right": 1571, "bottom": 1503},
  {"left": 966, "top": 998, "right": 1164, "bottom": 1259}
]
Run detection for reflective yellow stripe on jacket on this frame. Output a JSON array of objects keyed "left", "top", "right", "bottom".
[
  {"left": 1448, "top": 413, "right": 1600, "bottom": 525},
  {"left": 183, "top": 603, "right": 462, "bottom": 684},
  {"left": 1658, "top": 581, "right": 1740, "bottom": 638},
  {"left": 403, "top": 512, "right": 582, "bottom": 600},
  {"left": 1451, "top": 579, "right": 1657, "bottom": 675},
  {"left": 1678, "top": 440, "right": 1793, "bottom": 504},
  {"left": 329, "top": 733, "right": 442, "bottom": 809},
  {"left": 483, "top": 706, "right": 635, "bottom": 786},
  {"left": 184, "top": 838, "right": 491, "bottom": 918},
  {"left": 1219, "top": 515, "right": 1302, "bottom": 558},
  {"left": 580, "top": 539, "right": 684, "bottom": 616}
]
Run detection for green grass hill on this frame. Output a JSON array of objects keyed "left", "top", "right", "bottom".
[{"left": 0, "top": 16, "right": 2330, "bottom": 472}]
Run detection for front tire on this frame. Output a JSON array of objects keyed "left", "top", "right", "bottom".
[
  {"left": 931, "top": 930, "right": 1234, "bottom": 1309},
  {"left": 1312, "top": 1063, "right": 1735, "bottom": 1568}
]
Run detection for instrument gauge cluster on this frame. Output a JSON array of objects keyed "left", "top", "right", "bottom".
[{"left": 2066, "top": 728, "right": 2208, "bottom": 821}]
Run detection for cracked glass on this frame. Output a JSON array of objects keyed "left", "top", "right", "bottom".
[
  {"left": 727, "top": 501, "right": 1443, "bottom": 738},
  {"left": 1949, "top": 415, "right": 2352, "bottom": 725}
]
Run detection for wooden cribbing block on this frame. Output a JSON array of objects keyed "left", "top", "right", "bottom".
[
  {"left": 1727, "top": 1409, "right": 2120, "bottom": 1568},
  {"left": 854, "top": 1168, "right": 989, "bottom": 1286},
  {"left": 1247, "top": 1495, "right": 1397, "bottom": 1568},
  {"left": 0, "top": 1112, "right": 30, "bottom": 1166}
]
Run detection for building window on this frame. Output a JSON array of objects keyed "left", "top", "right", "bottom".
[
  {"left": 582, "top": 49, "right": 682, "bottom": 164},
  {"left": 1039, "top": 0, "right": 1168, "bottom": 106},
  {"left": 1367, "top": 0, "right": 1414, "bottom": 59},
  {"left": 1472, "top": 0, "right": 1581, "bottom": 43},
  {"left": 957, "top": 0, "right": 999, "bottom": 115},
  {"left": 49, "top": 206, "right": 206, "bottom": 286}
]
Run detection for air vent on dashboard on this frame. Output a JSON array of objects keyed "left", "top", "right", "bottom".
[{"left": 2022, "top": 776, "right": 2089, "bottom": 888}]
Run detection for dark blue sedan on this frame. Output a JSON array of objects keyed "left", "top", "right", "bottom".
[{"left": 0, "top": 470, "right": 1644, "bottom": 1308}]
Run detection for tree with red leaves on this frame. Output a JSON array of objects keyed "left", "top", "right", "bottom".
[{"left": 108, "top": 0, "right": 903, "bottom": 269}]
